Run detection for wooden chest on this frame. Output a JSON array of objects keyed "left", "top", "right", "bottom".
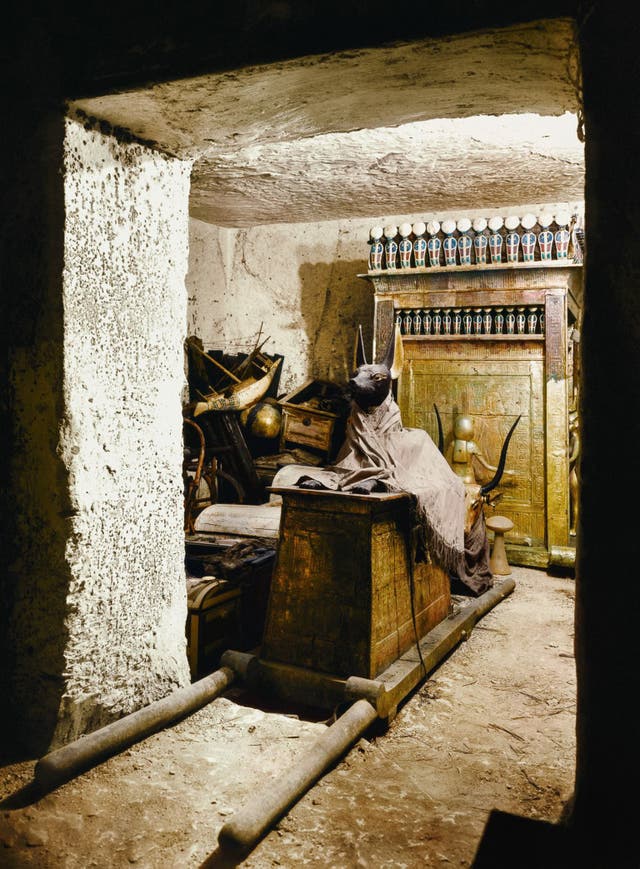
[
  {"left": 185, "top": 534, "right": 277, "bottom": 678},
  {"left": 280, "top": 406, "right": 336, "bottom": 455},
  {"left": 261, "top": 487, "right": 451, "bottom": 679},
  {"left": 278, "top": 379, "right": 347, "bottom": 459},
  {"left": 186, "top": 577, "right": 242, "bottom": 679}
]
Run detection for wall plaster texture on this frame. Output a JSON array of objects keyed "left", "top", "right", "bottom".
[
  {"left": 186, "top": 218, "right": 374, "bottom": 392},
  {"left": 186, "top": 198, "right": 582, "bottom": 395},
  {"left": 70, "top": 19, "right": 583, "bottom": 228},
  {"left": 52, "top": 119, "right": 193, "bottom": 745}
]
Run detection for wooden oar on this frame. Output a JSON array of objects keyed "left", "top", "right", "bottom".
[{"left": 188, "top": 340, "right": 241, "bottom": 383}]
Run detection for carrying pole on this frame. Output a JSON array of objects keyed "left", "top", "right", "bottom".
[
  {"left": 34, "top": 667, "right": 236, "bottom": 792},
  {"left": 218, "top": 698, "right": 378, "bottom": 854},
  {"left": 216, "top": 577, "right": 517, "bottom": 855}
]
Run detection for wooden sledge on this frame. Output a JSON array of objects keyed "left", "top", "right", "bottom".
[
  {"left": 217, "top": 489, "right": 515, "bottom": 852},
  {"left": 221, "top": 484, "right": 514, "bottom": 719}
]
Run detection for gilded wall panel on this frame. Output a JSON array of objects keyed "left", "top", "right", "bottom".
[
  {"left": 399, "top": 355, "right": 546, "bottom": 544},
  {"left": 403, "top": 340, "right": 544, "bottom": 363}
]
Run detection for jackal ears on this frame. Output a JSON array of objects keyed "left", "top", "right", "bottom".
[
  {"left": 354, "top": 324, "right": 368, "bottom": 368},
  {"left": 383, "top": 323, "right": 404, "bottom": 380},
  {"left": 354, "top": 323, "right": 404, "bottom": 378}
]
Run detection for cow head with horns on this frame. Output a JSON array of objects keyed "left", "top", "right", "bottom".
[{"left": 434, "top": 405, "right": 521, "bottom": 533}]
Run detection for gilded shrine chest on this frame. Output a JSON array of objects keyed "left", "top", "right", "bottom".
[{"left": 261, "top": 487, "right": 451, "bottom": 680}]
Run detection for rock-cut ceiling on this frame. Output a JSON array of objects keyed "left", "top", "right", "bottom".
[{"left": 69, "top": 18, "right": 584, "bottom": 228}]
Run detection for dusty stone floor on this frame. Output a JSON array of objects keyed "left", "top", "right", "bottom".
[{"left": 0, "top": 565, "right": 576, "bottom": 868}]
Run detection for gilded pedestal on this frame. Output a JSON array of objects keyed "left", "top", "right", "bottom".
[{"left": 262, "top": 487, "right": 451, "bottom": 679}]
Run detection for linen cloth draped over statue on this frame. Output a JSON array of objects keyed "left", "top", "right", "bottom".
[{"left": 292, "top": 393, "right": 493, "bottom": 596}]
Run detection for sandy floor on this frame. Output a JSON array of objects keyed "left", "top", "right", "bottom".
[{"left": 0, "top": 565, "right": 576, "bottom": 868}]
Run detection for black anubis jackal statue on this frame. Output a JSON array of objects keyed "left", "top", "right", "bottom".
[
  {"left": 293, "top": 325, "right": 520, "bottom": 595},
  {"left": 298, "top": 324, "right": 401, "bottom": 494}
]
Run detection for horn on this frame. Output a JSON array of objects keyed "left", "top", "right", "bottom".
[
  {"left": 354, "top": 324, "right": 368, "bottom": 368},
  {"left": 433, "top": 404, "right": 444, "bottom": 454},
  {"left": 388, "top": 324, "right": 404, "bottom": 380},
  {"left": 480, "top": 415, "right": 522, "bottom": 497}
]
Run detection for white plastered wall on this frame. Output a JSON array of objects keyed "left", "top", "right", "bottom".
[
  {"left": 55, "top": 118, "right": 192, "bottom": 743},
  {"left": 186, "top": 201, "right": 582, "bottom": 396},
  {"left": 185, "top": 219, "right": 375, "bottom": 394}
]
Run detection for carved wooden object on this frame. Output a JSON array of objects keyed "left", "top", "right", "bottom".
[{"left": 261, "top": 487, "right": 451, "bottom": 679}]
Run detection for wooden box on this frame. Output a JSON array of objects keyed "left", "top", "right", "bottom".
[
  {"left": 185, "top": 534, "right": 277, "bottom": 678},
  {"left": 186, "top": 577, "right": 242, "bottom": 679},
  {"left": 278, "top": 380, "right": 347, "bottom": 458},
  {"left": 261, "top": 487, "right": 451, "bottom": 679}
]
